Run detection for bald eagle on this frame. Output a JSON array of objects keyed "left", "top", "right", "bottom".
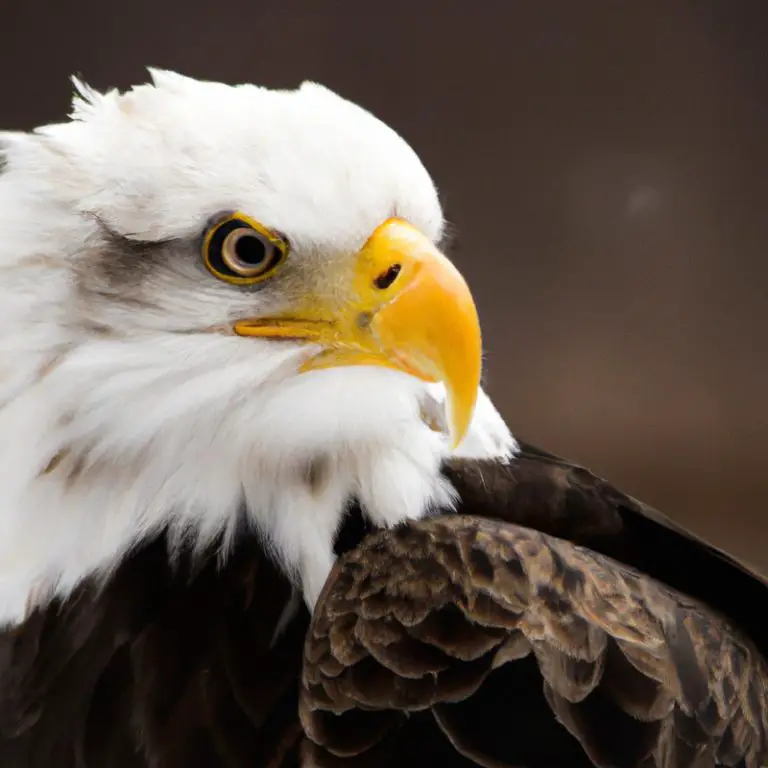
[{"left": 0, "top": 71, "right": 765, "bottom": 768}]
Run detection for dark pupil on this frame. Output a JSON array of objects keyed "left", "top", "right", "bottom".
[{"left": 235, "top": 233, "right": 268, "bottom": 266}]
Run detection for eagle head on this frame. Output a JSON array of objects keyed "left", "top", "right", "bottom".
[{"left": 0, "top": 69, "right": 514, "bottom": 622}]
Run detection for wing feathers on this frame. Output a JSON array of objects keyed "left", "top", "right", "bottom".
[{"left": 302, "top": 516, "right": 768, "bottom": 767}]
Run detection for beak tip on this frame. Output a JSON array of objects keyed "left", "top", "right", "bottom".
[{"left": 445, "top": 387, "right": 479, "bottom": 453}]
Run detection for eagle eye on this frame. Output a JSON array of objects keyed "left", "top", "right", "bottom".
[{"left": 202, "top": 212, "right": 288, "bottom": 285}]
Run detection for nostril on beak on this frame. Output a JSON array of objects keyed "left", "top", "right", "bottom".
[{"left": 373, "top": 264, "right": 401, "bottom": 290}]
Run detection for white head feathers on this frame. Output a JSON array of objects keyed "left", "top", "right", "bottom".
[
  {"left": 0, "top": 70, "right": 514, "bottom": 626},
  {"left": 1, "top": 69, "right": 443, "bottom": 247}
]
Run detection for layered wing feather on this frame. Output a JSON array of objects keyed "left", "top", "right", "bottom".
[{"left": 301, "top": 515, "right": 768, "bottom": 767}]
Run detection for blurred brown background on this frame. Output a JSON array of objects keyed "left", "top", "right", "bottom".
[{"left": 2, "top": 1, "right": 766, "bottom": 570}]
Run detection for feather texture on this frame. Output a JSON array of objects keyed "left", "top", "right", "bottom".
[
  {"left": 0, "top": 531, "right": 309, "bottom": 767},
  {"left": 302, "top": 516, "right": 768, "bottom": 767},
  {"left": 0, "top": 447, "right": 765, "bottom": 767}
]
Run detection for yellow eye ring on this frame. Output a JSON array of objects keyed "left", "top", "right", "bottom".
[{"left": 202, "top": 212, "right": 288, "bottom": 285}]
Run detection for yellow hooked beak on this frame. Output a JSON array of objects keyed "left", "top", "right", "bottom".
[{"left": 233, "top": 218, "right": 482, "bottom": 449}]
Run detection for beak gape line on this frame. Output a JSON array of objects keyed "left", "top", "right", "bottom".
[{"left": 234, "top": 218, "right": 482, "bottom": 448}]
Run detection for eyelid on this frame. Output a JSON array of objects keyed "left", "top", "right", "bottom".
[{"left": 212, "top": 213, "right": 287, "bottom": 250}]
